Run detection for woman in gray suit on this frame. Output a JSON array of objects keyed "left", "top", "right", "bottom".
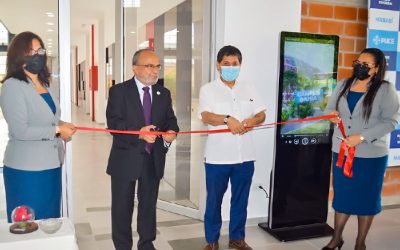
[
  {"left": 0, "top": 32, "right": 76, "bottom": 222},
  {"left": 323, "top": 48, "right": 400, "bottom": 250}
]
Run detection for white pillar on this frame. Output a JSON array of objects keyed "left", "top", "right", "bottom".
[
  {"left": 59, "top": 0, "right": 73, "bottom": 219},
  {"left": 115, "top": 0, "right": 124, "bottom": 83}
]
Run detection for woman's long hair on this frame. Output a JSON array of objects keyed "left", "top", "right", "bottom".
[
  {"left": 335, "top": 48, "right": 388, "bottom": 122},
  {"left": 1, "top": 31, "right": 50, "bottom": 86}
]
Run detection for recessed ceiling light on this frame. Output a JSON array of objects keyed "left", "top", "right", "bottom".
[
  {"left": 46, "top": 22, "right": 54, "bottom": 26},
  {"left": 47, "top": 29, "right": 53, "bottom": 32},
  {"left": 47, "top": 38, "right": 53, "bottom": 41},
  {"left": 46, "top": 12, "right": 55, "bottom": 17},
  {"left": 124, "top": 0, "right": 141, "bottom": 8},
  {"left": 130, "top": 31, "right": 136, "bottom": 34}
]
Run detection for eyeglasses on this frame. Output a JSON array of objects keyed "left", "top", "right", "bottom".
[
  {"left": 135, "top": 64, "right": 162, "bottom": 70},
  {"left": 352, "top": 60, "right": 375, "bottom": 68},
  {"left": 30, "top": 48, "right": 46, "bottom": 56}
]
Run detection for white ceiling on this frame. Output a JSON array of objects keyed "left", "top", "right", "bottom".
[
  {"left": 0, "top": 0, "right": 113, "bottom": 57},
  {"left": 70, "top": 0, "right": 113, "bottom": 37},
  {"left": 0, "top": 0, "right": 58, "bottom": 55},
  {"left": 0, "top": 0, "right": 200, "bottom": 57}
]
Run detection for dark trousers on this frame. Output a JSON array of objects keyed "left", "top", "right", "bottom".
[
  {"left": 204, "top": 161, "right": 254, "bottom": 243},
  {"left": 111, "top": 155, "right": 160, "bottom": 250}
]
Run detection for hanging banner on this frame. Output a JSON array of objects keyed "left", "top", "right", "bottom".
[{"left": 368, "top": 0, "right": 400, "bottom": 166}]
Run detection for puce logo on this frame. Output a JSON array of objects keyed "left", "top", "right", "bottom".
[{"left": 372, "top": 35, "right": 395, "bottom": 45}]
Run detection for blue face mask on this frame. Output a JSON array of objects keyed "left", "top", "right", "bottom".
[{"left": 220, "top": 66, "right": 240, "bottom": 82}]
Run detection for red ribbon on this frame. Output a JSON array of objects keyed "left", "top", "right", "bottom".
[
  {"left": 75, "top": 114, "right": 337, "bottom": 135},
  {"left": 336, "top": 120, "right": 355, "bottom": 178}
]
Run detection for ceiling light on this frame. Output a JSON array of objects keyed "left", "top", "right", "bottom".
[
  {"left": 46, "top": 22, "right": 54, "bottom": 26},
  {"left": 130, "top": 31, "right": 136, "bottom": 34},
  {"left": 46, "top": 12, "right": 55, "bottom": 17},
  {"left": 47, "top": 29, "right": 53, "bottom": 32},
  {"left": 47, "top": 38, "right": 52, "bottom": 41},
  {"left": 124, "top": 0, "right": 140, "bottom": 8}
]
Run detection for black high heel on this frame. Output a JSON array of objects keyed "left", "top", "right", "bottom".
[
  {"left": 354, "top": 244, "right": 366, "bottom": 250},
  {"left": 321, "top": 239, "right": 344, "bottom": 250}
]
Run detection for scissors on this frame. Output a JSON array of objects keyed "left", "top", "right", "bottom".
[{"left": 150, "top": 127, "right": 161, "bottom": 137}]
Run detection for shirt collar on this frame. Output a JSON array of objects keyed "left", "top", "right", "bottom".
[
  {"left": 134, "top": 77, "right": 152, "bottom": 92},
  {"left": 217, "top": 77, "right": 239, "bottom": 89}
]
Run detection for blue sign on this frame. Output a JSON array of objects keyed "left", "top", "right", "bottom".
[
  {"left": 396, "top": 52, "right": 400, "bottom": 71},
  {"left": 384, "top": 51, "right": 397, "bottom": 70},
  {"left": 294, "top": 89, "right": 323, "bottom": 104},
  {"left": 396, "top": 72, "right": 400, "bottom": 90},
  {"left": 370, "top": 0, "right": 400, "bottom": 11},
  {"left": 390, "top": 129, "right": 400, "bottom": 148},
  {"left": 368, "top": 29, "right": 398, "bottom": 51}
]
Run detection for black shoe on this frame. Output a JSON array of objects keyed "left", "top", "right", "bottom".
[{"left": 322, "top": 239, "right": 344, "bottom": 250}]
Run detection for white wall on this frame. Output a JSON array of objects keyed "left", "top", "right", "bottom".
[
  {"left": 75, "top": 34, "right": 87, "bottom": 64},
  {"left": 95, "top": 19, "right": 107, "bottom": 124},
  {"left": 212, "top": 0, "right": 301, "bottom": 220},
  {"left": 104, "top": 4, "right": 116, "bottom": 48}
]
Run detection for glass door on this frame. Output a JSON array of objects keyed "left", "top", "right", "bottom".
[{"left": 123, "top": 0, "right": 211, "bottom": 211}]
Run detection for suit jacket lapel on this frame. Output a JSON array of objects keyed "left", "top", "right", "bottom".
[{"left": 129, "top": 78, "right": 145, "bottom": 126}]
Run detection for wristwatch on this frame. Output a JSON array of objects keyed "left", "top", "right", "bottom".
[
  {"left": 55, "top": 126, "right": 61, "bottom": 138},
  {"left": 223, "top": 115, "right": 230, "bottom": 125}
]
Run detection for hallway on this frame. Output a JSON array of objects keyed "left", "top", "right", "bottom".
[{"left": 71, "top": 106, "right": 400, "bottom": 250}]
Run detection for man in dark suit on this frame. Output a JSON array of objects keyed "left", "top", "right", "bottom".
[{"left": 106, "top": 49, "right": 179, "bottom": 250}]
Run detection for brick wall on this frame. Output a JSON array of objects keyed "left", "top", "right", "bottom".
[
  {"left": 301, "top": 0, "right": 400, "bottom": 201},
  {"left": 301, "top": 1, "right": 367, "bottom": 79}
]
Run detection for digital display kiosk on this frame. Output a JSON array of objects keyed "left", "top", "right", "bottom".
[{"left": 259, "top": 31, "right": 339, "bottom": 241}]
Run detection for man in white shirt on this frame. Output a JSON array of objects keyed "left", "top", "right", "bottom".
[{"left": 199, "top": 45, "right": 266, "bottom": 250}]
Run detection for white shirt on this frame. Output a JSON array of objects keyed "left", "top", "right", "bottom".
[
  {"left": 134, "top": 77, "right": 170, "bottom": 148},
  {"left": 135, "top": 77, "right": 153, "bottom": 105},
  {"left": 198, "top": 78, "right": 266, "bottom": 164}
]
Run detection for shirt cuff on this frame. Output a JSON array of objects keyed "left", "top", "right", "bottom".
[{"left": 163, "top": 139, "right": 172, "bottom": 148}]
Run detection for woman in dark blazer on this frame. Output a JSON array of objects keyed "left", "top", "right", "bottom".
[
  {"left": 0, "top": 32, "right": 76, "bottom": 222},
  {"left": 324, "top": 48, "right": 400, "bottom": 250}
]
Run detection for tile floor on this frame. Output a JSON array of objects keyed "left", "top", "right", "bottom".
[{"left": 74, "top": 203, "right": 400, "bottom": 250}]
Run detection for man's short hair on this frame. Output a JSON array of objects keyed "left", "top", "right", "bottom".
[
  {"left": 132, "top": 49, "right": 154, "bottom": 65},
  {"left": 217, "top": 45, "right": 242, "bottom": 64}
]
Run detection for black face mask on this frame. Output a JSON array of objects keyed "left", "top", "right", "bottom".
[
  {"left": 353, "top": 63, "right": 371, "bottom": 80},
  {"left": 24, "top": 54, "right": 46, "bottom": 74}
]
